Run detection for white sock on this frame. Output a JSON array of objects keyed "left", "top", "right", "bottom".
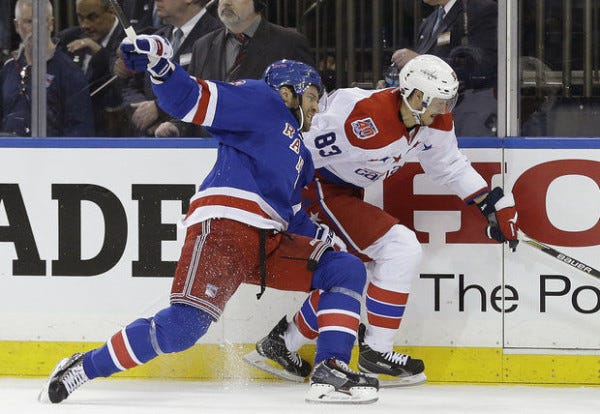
[
  {"left": 283, "top": 319, "right": 310, "bottom": 352},
  {"left": 364, "top": 325, "right": 397, "bottom": 353}
]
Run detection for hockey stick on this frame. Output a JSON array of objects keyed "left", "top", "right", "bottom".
[
  {"left": 91, "top": 74, "right": 117, "bottom": 96},
  {"left": 518, "top": 230, "right": 600, "bottom": 280},
  {"left": 105, "top": 0, "right": 137, "bottom": 41},
  {"left": 205, "top": 0, "right": 218, "bottom": 9},
  {"left": 106, "top": 0, "right": 218, "bottom": 41}
]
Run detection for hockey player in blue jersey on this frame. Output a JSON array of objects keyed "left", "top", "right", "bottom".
[{"left": 38, "top": 34, "right": 379, "bottom": 405}]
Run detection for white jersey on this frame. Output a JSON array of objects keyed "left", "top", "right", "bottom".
[{"left": 303, "top": 87, "right": 488, "bottom": 202}]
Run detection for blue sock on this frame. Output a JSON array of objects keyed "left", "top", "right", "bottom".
[{"left": 83, "top": 304, "right": 212, "bottom": 379}]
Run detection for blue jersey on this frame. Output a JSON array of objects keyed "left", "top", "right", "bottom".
[{"left": 153, "top": 65, "right": 314, "bottom": 231}]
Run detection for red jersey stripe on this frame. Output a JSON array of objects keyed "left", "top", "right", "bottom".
[
  {"left": 110, "top": 331, "right": 139, "bottom": 370},
  {"left": 186, "top": 194, "right": 272, "bottom": 220},
  {"left": 192, "top": 79, "right": 211, "bottom": 125},
  {"left": 367, "top": 283, "right": 409, "bottom": 305},
  {"left": 294, "top": 313, "right": 319, "bottom": 339},
  {"left": 317, "top": 312, "right": 360, "bottom": 332},
  {"left": 367, "top": 312, "right": 402, "bottom": 329},
  {"left": 309, "top": 290, "right": 321, "bottom": 311}
]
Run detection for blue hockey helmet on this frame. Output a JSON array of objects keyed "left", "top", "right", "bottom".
[{"left": 263, "top": 59, "right": 324, "bottom": 97}]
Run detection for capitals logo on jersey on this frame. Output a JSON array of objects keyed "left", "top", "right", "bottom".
[{"left": 351, "top": 117, "right": 378, "bottom": 139}]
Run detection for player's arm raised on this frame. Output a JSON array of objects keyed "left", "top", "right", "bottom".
[{"left": 120, "top": 35, "right": 206, "bottom": 122}]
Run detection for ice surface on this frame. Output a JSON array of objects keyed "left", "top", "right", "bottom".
[{"left": 2, "top": 377, "right": 599, "bottom": 414}]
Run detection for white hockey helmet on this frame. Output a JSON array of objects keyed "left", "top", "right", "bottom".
[{"left": 398, "top": 54, "right": 459, "bottom": 117}]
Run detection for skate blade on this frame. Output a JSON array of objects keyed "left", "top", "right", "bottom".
[
  {"left": 38, "top": 381, "right": 52, "bottom": 403},
  {"left": 242, "top": 350, "right": 306, "bottom": 383},
  {"left": 305, "top": 383, "right": 378, "bottom": 404},
  {"left": 38, "top": 356, "right": 69, "bottom": 403},
  {"left": 373, "top": 372, "right": 427, "bottom": 388}
]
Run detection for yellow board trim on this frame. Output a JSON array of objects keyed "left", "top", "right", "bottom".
[{"left": 2, "top": 341, "right": 599, "bottom": 384}]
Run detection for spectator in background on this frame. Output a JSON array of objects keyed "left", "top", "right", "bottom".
[
  {"left": 0, "top": 0, "right": 94, "bottom": 137},
  {"left": 391, "top": 0, "right": 497, "bottom": 137},
  {"left": 1, "top": 1, "right": 16, "bottom": 65},
  {"left": 155, "top": 0, "right": 314, "bottom": 137},
  {"left": 57, "top": 0, "right": 125, "bottom": 137},
  {"left": 519, "top": 56, "right": 558, "bottom": 136},
  {"left": 122, "top": 0, "right": 159, "bottom": 33},
  {"left": 114, "top": 0, "right": 222, "bottom": 136},
  {"left": 318, "top": 54, "right": 336, "bottom": 92}
]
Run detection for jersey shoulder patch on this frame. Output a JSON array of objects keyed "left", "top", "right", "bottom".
[{"left": 343, "top": 89, "right": 407, "bottom": 149}]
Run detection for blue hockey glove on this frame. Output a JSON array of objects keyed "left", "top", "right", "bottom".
[{"left": 120, "top": 35, "right": 174, "bottom": 81}]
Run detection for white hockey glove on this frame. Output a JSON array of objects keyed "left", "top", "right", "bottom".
[
  {"left": 315, "top": 223, "right": 347, "bottom": 251},
  {"left": 120, "top": 35, "right": 174, "bottom": 81},
  {"left": 476, "top": 187, "right": 519, "bottom": 251}
]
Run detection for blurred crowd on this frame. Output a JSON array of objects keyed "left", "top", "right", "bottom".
[{"left": 0, "top": 0, "right": 501, "bottom": 138}]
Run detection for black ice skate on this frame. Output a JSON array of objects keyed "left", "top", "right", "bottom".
[
  {"left": 306, "top": 358, "right": 379, "bottom": 404},
  {"left": 357, "top": 323, "right": 427, "bottom": 387},
  {"left": 38, "top": 353, "right": 89, "bottom": 404},
  {"left": 243, "top": 317, "right": 312, "bottom": 382}
]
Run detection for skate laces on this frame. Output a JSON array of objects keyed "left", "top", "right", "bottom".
[
  {"left": 331, "top": 359, "right": 359, "bottom": 375},
  {"left": 61, "top": 363, "right": 89, "bottom": 393},
  {"left": 273, "top": 332, "right": 302, "bottom": 367},
  {"left": 382, "top": 351, "right": 409, "bottom": 366},
  {"left": 287, "top": 350, "right": 303, "bottom": 367}
]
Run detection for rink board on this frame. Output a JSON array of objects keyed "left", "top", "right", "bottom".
[{"left": 0, "top": 138, "right": 599, "bottom": 384}]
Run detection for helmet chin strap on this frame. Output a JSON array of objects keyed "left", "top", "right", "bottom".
[
  {"left": 412, "top": 112, "right": 422, "bottom": 125},
  {"left": 297, "top": 105, "right": 305, "bottom": 130},
  {"left": 402, "top": 95, "right": 426, "bottom": 126},
  {"left": 294, "top": 95, "right": 304, "bottom": 130}
]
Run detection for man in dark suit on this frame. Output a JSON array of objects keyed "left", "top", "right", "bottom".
[
  {"left": 155, "top": 0, "right": 315, "bottom": 137},
  {"left": 115, "top": 0, "right": 222, "bottom": 136},
  {"left": 0, "top": 0, "right": 18, "bottom": 65},
  {"left": 391, "top": 0, "right": 498, "bottom": 136},
  {"left": 122, "top": 0, "right": 157, "bottom": 33},
  {"left": 57, "top": 0, "right": 126, "bottom": 136}
]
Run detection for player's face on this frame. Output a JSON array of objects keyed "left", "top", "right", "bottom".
[
  {"left": 420, "top": 96, "right": 456, "bottom": 126},
  {"left": 299, "top": 85, "right": 320, "bottom": 132}
]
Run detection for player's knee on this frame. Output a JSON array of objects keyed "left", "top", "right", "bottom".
[
  {"left": 400, "top": 227, "right": 422, "bottom": 265},
  {"left": 364, "top": 225, "right": 422, "bottom": 292},
  {"left": 372, "top": 225, "right": 422, "bottom": 265},
  {"left": 316, "top": 250, "right": 366, "bottom": 295},
  {"left": 153, "top": 303, "right": 212, "bottom": 353}
]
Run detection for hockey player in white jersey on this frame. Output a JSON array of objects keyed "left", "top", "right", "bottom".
[{"left": 245, "top": 54, "right": 520, "bottom": 386}]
